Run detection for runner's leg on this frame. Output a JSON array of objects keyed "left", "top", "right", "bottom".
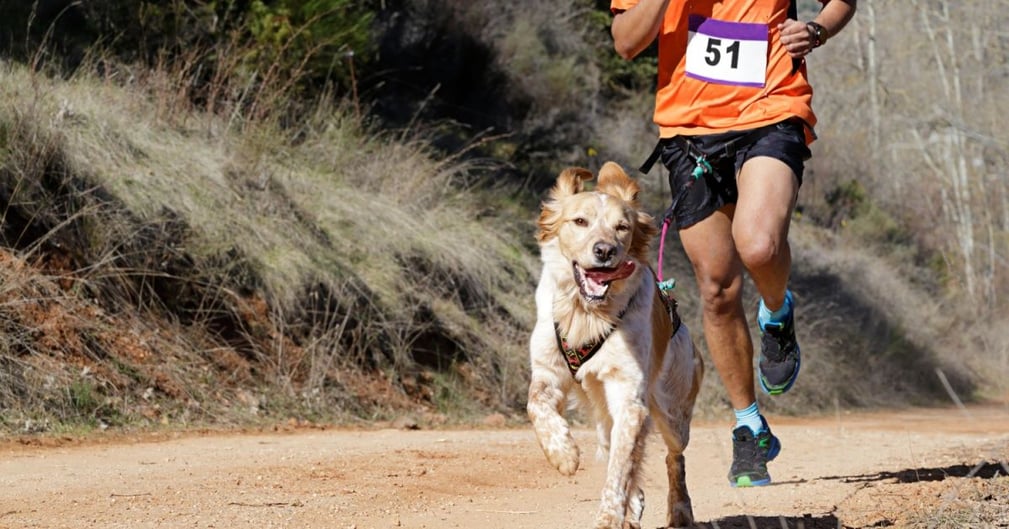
[
  {"left": 678, "top": 205, "right": 755, "bottom": 411},
  {"left": 733, "top": 155, "right": 798, "bottom": 312}
]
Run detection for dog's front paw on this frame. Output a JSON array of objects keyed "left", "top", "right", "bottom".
[
  {"left": 592, "top": 511, "right": 622, "bottom": 529},
  {"left": 544, "top": 436, "right": 580, "bottom": 476}
]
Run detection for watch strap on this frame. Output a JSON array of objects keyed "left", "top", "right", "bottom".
[{"left": 806, "top": 21, "right": 827, "bottom": 48}]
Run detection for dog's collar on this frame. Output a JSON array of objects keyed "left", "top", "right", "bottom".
[{"left": 553, "top": 283, "right": 681, "bottom": 377}]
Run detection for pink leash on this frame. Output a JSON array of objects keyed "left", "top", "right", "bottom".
[{"left": 656, "top": 217, "right": 676, "bottom": 292}]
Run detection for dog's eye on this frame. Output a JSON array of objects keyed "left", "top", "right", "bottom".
[
  {"left": 573, "top": 217, "right": 588, "bottom": 227},
  {"left": 616, "top": 223, "right": 631, "bottom": 232}
]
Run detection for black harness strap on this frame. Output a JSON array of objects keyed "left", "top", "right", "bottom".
[
  {"left": 639, "top": 124, "right": 773, "bottom": 175},
  {"left": 789, "top": 0, "right": 802, "bottom": 75},
  {"left": 658, "top": 285, "right": 683, "bottom": 337},
  {"left": 639, "top": 140, "right": 665, "bottom": 175}
]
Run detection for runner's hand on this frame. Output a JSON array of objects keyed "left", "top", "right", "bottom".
[{"left": 778, "top": 19, "right": 814, "bottom": 58}]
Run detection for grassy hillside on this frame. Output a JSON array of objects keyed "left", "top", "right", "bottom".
[
  {"left": 0, "top": 1, "right": 1005, "bottom": 435},
  {"left": 0, "top": 59, "right": 540, "bottom": 431}
]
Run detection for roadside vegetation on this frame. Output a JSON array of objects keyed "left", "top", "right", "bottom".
[{"left": 0, "top": 0, "right": 1005, "bottom": 435}]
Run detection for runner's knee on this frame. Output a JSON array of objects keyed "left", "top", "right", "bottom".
[
  {"left": 695, "top": 276, "right": 742, "bottom": 317},
  {"left": 736, "top": 234, "right": 782, "bottom": 271}
]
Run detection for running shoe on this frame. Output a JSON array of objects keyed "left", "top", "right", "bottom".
[
  {"left": 757, "top": 290, "right": 801, "bottom": 396},
  {"left": 727, "top": 418, "right": 781, "bottom": 487}
]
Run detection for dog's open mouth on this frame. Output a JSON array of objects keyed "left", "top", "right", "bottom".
[{"left": 573, "top": 260, "right": 636, "bottom": 301}]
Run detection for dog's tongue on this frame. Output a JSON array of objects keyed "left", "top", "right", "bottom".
[{"left": 584, "top": 260, "right": 636, "bottom": 283}]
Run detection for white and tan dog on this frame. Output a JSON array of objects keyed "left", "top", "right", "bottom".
[{"left": 527, "top": 162, "right": 703, "bottom": 529}]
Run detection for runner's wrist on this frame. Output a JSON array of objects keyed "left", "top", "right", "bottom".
[{"left": 806, "top": 21, "right": 828, "bottom": 48}]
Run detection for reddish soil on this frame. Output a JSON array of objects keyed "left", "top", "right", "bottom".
[{"left": 1, "top": 405, "right": 1007, "bottom": 529}]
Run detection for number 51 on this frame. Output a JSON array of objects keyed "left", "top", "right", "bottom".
[{"left": 704, "top": 38, "right": 741, "bottom": 69}]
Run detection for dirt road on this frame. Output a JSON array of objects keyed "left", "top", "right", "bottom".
[{"left": 2, "top": 405, "right": 1007, "bottom": 529}]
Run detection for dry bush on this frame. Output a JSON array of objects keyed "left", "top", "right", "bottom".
[
  {"left": 0, "top": 49, "right": 536, "bottom": 431},
  {"left": 682, "top": 220, "right": 975, "bottom": 419},
  {"left": 807, "top": 0, "right": 1009, "bottom": 394},
  {"left": 0, "top": 247, "right": 256, "bottom": 431},
  {"left": 369, "top": 0, "right": 607, "bottom": 190}
]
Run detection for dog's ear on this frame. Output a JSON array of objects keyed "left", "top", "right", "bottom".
[
  {"left": 597, "top": 162, "right": 656, "bottom": 260},
  {"left": 596, "top": 162, "right": 640, "bottom": 207},
  {"left": 536, "top": 167, "right": 593, "bottom": 243},
  {"left": 551, "top": 167, "right": 594, "bottom": 200}
]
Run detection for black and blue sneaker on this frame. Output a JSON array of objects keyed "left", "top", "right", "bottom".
[
  {"left": 757, "top": 290, "right": 801, "bottom": 396},
  {"left": 728, "top": 417, "right": 781, "bottom": 487}
]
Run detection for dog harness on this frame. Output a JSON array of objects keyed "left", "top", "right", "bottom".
[
  {"left": 554, "top": 285, "right": 682, "bottom": 377},
  {"left": 554, "top": 322, "right": 610, "bottom": 377}
]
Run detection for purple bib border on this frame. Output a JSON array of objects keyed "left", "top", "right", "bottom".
[
  {"left": 685, "top": 71, "right": 766, "bottom": 89},
  {"left": 688, "top": 14, "right": 768, "bottom": 41}
]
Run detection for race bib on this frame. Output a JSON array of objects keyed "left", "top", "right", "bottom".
[{"left": 685, "top": 15, "right": 768, "bottom": 88}]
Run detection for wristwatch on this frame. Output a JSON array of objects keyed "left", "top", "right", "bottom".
[{"left": 806, "top": 21, "right": 828, "bottom": 48}]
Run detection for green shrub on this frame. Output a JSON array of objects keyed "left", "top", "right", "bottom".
[{"left": 244, "top": 0, "right": 374, "bottom": 99}]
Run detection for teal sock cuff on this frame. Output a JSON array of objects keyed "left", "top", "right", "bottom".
[
  {"left": 759, "top": 290, "right": 793, "bottom": 327},
  {"left": 733, "top": 402, "right": 764, "bottom": 435}
]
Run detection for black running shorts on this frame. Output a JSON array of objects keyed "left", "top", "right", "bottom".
[{"left": 658, "top": 118, "right": 811, "bottom": 230}]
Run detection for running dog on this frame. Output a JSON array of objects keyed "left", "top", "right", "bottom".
[{"left": 527, "top": 162, "right": 703, "bottom": 529}]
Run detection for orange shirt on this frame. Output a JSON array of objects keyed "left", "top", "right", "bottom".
[{"left": 612, "top": 0, "right": 824, "bottom": 141}]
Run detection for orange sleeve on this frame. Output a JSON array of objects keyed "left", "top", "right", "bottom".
[{"left": 610, "top": 0, "right": 636, "bottom": 14}]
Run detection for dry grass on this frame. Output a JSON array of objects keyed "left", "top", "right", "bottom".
[
  {"left": 669, "top": 217, "right": 980, "bottom": 419},
  {"left": 915, "top": 475, "right": 1009, "bottom": 528},
  {"left": 0, "top": 55, "right": 537, "bottom": 432},
  {"left": 0, "top": 247, "right": 244, "bottom": 431}
]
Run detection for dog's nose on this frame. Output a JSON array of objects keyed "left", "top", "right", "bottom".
[{"left": 593, "top": 242, "right": 617, "bottom": 263}]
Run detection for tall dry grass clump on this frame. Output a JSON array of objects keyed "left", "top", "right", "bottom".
[{"left": 0, "top": 43, "right": 537, "bottom": 432}]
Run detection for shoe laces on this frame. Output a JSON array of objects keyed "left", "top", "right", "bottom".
[
  {"left": 731, "top": 437, "right": 770, "bottom": 477},
  {"left": 761, "top": 320, "right": 795, "bottom": 359}
]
